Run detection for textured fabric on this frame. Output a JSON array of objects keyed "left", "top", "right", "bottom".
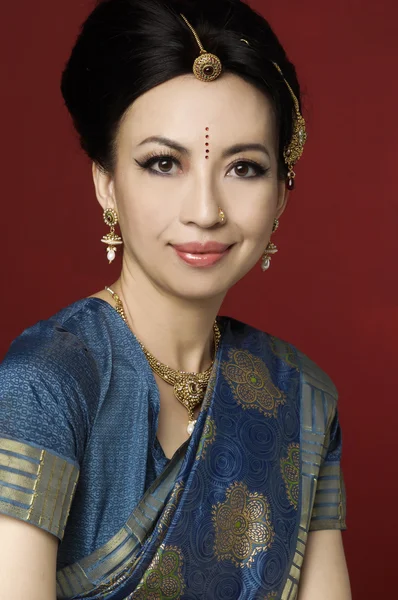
[
  {"left": 0, "top": 299, "right": 346, "bottom": 599},
  {"left": 0, "top": 298, "right": 170, "bottom": 567}
]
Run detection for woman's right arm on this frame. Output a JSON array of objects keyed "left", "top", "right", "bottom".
[
  {"left": 0, "top": 515, "right": 58, "bottom": 599},
  {"left": 0, "top": 323, "right": 96, "bottom": 600}
]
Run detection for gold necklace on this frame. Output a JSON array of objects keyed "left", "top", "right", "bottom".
[{"left": 105, "top": 287, "right": 221, "bottom": 435}]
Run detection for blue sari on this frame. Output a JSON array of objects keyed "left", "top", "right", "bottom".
[{"left": 0, "top": 299, "right": 346, "bottom": 599}]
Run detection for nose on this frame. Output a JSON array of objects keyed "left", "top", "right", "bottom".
[{"left": 179, "top": 170, "right": 223, "bottom": 229}]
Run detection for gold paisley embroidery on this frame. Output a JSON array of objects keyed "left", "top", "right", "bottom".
[
  {"left": 280, "top": 443, "right": 300, "bottom": 510},
  {"left": 158, "top": 482, "right": 185, "bottom": 533},
  {"left": 222, "top": 349, "right": 286, "bottom": 417},
  {"left": 212, "top": 481, "right": 275, "bottom": 568},
  {"left": 196, "top": 416, "right": 217, "bottom": 461},
  {"left": 132, "top": 544, "right": 185, "bottom": 599},
  {"left": 269, "top": 336, "right": 299, "bottom": 371}
]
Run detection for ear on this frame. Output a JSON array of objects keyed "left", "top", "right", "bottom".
[
  {"left": 92, "top": 162, "right": 117, "bottom": 212},
  {"left": 275, "top": 179, "right": 290, "bottom": 219}
]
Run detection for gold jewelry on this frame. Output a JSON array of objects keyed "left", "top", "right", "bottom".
[
  {"left": 239, "top": 38, "right": 307, "bottom": 188},
  {"left": 180, "top": 13, "right": 222, "bottom": 82},
  {"left": 261, "top": 219, "right": 279, "bottom": 271},
  {"left": 271, "top": 62, "right": 307, "bottom": 190},
  {"left": 101, "top": 208, "right": 123, "bottom": 264},
  {"left": 104, "top": 286, "right": 221, "bottom": 435},
  {"left": 218, "top": 207, "right": 226, "bottom": 224}
]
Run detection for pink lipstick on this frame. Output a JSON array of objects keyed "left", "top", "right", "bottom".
[{"left": 172, "top": 241, "right": 232, "bottom": 268}]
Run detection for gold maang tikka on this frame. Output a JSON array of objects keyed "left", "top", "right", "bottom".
[
  {"left": 180, "top": 14, "right": 222, "bottom": 82},
  {"left": 180, "top": 21, "right": 307, "bottom": 188}
]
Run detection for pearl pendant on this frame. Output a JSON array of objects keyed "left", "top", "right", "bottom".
[
  {"left": 187, "top": 420, "right": 197, "bottom": 435},
  {"left": 107, "top": 247, "right": 116, "bottom": 263}
]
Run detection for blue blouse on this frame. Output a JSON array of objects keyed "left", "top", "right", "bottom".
[
  {"left": 0, "top": 298, "right": 346, "bottom": 599},
  {"left": 0, "top": 298, "right": 175, "bottom": 568}
]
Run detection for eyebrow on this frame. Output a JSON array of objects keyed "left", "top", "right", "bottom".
[{"left": 137, "top": 136, "right": 270, "bottom": 159}]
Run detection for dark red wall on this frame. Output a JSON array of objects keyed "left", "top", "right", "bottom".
[{"left": 2, "top": 1, "right": 396, "bottom": 596}]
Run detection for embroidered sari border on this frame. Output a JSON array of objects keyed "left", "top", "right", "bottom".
[
  {"left": 0, "top": 437, "right": 79, "bottom": 540},
  {"left": 56, "top": 438, "right": 189, "bottom": 600},
  {"left": 281, "top": 349, "right": 336, "bottom": 599}
]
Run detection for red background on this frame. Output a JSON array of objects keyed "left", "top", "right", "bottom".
[{"left": 1, "top": 0, "right": 396, "bottom": 596}]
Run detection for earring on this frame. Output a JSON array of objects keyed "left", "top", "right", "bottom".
[
  {"left": 101, "top": 208, "right": 123, "bottom": 264},
  {"left": 261, "top": 219, "right": 279, "bottom": 271}
]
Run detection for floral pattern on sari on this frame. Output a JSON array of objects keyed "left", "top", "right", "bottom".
[
  {"left": 221, "top": 349, "right": 286, "bottom": 417},
  {"left": 212, "top": 481, "right": 274, "bottom": 568},
  {"left": 269, "top": 336, "right": 300, "bottom": 371},
  {"left": 281, "top": 443, "right": 300, "bottom": 510},
  {"left": 131, "top": 544, "right": 185, "bottom": 600}
]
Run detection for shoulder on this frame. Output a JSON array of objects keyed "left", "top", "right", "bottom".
[
  {"left": 222, "top": 315, "right": 338, "bottom": 415},
  {"left": 2, "top": 297, "right": 114, "bottom": 379},
  {"left": 0, "top": 298, "right": 114, "bottom": 461}
]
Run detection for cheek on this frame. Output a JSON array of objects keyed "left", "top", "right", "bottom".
[
  {"left": 229, "top": 184, "right": 278, "bottom": 240},
  {"left": 115, "top": 181, "right": 173, "bottom": 244}
]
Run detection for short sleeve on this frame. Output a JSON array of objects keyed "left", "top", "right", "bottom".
[
  {"left": 309, "top": 410, "right": 347, "bottom": 531},
  {"left": 0, "top": 320, "right": 99, "bottom": 540}
]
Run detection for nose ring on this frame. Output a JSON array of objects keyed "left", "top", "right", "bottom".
[{"left": 218, "top": 207, "right": 226, "bottom": 224}]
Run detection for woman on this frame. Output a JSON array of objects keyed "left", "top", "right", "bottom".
[{"left": 0, "top": 0, "right": 351, "bottom": 598}]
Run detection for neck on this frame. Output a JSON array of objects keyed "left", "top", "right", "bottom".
[{"left": 112, "top": 270, "right": 226, "bottom": 374}]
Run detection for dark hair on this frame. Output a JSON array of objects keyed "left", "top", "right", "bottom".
[{"left": 61, "top": 0, "right": 303, "bottom": 179}]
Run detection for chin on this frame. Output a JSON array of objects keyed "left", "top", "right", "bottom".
[{"left": 161, "top": 272, "right": 232, "bottom": 302}]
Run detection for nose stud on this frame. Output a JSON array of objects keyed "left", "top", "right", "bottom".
[{"left": 218, "top": 207, "right": 226, "bottom": 224}]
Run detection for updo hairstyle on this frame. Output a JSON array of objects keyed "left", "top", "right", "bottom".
[{"left": 61, "top": 0, "right": 303, "bottom": 180}]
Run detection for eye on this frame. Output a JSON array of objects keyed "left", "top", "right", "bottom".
[
  {"left": 135, "top": 154, "right": 182, "bottom": 176},
  {"left": 227, "top": 160, "right": 268, "bottom": 178}
]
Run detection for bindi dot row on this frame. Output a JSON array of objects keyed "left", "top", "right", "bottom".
[{"left": 205, "top": 127, "right": 209, "bottom": 159}]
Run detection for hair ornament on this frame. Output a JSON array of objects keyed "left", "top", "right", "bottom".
[
  {"left": 271, "top": 62, "right": 307, "bottom": 190},
  {"left": 180, "top": 13, "right": 222, "bottom": 82},
  {"left": 239, "top": 37, "right": 306, "bottom": 188}
]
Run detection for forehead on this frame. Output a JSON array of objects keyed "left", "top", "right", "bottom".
[{"left": 119, "top": 73, "right": 277, "bottom": 148}]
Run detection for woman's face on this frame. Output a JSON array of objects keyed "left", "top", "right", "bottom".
[{"left": 93, "top": 73, "right": 288, "bottom": 302}]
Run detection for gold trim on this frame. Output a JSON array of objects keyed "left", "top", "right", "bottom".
[
  {"left": 56, "top": 441, "right": 188, "bottom": 599},
  {"left": 0, "top": 437, "right": 79, "bottom": 540},
  {"left": 281, "top": 351, "right": 345, "bottom": 599}
]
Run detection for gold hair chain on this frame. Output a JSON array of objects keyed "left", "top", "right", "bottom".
[
  {"left": 105, "top": 286, "right": 221, "bottom": 435},
  {"left": 180, "top": 15, "right": 307, "bottom": 187}
]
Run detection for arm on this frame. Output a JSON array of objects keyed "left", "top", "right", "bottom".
[
  {"left": 0, "top": 325, "right": 93, "bottom": 599},
  {"left": 0, "top": 515, "right": 58, "bottom": 600},
  {"left": 297, "top": 530, "right": 351, "bottom": 600}
]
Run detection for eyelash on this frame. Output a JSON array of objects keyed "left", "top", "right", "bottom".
[{"left": 135, "top": 152, "right": 269, "bottom": 178}]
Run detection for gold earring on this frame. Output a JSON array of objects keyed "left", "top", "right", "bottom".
[
  {"left": 101, "top": 208, "right": 123, "bottom": 264},
  {"left": 261, "top": 219, "right": 279, "bottom": 271}
]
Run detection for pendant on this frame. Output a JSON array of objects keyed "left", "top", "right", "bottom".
[{"left": 187, "top": 420, "right": 197, "bottom": 435}]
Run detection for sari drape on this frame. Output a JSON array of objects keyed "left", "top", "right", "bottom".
[
  {"left": 0, "top": 301, "right": 346, "bottom": 599},
  {"left": 56, "top": 319, "right": 345, "bottom": 599}
]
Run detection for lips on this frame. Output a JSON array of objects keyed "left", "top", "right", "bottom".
[
  {"left": 172, "top": 242, "right": 231, "bottom": 254},
  {"left": 172, "top": 241, "right": 233, "bottom": 268}
]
